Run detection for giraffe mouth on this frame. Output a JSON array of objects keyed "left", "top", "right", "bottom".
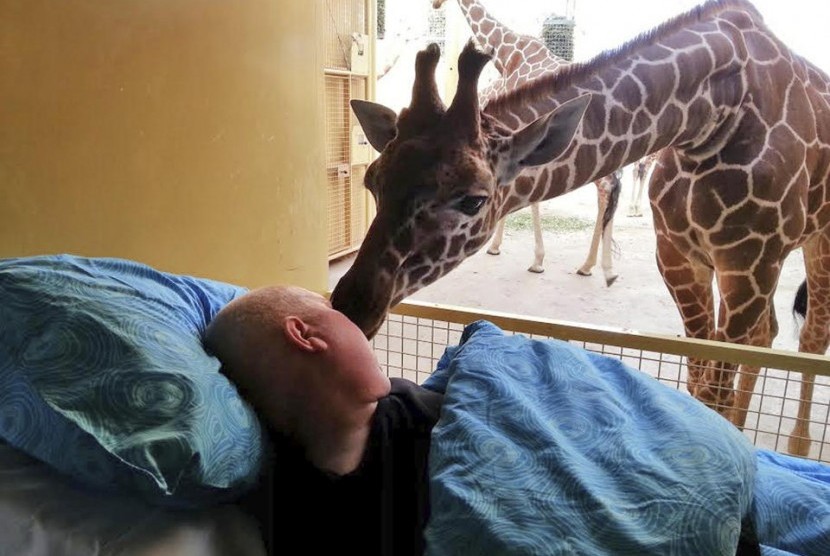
[{"left": 330, "top": 268, "right": 394, "bottom": 339}]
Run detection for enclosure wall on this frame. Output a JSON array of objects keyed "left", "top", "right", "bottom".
[{"left": 0, "top": 0, "right": 328, "bottom": 290}]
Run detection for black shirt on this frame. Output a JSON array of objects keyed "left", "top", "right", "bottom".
[{"left": 244, "top": 378, "right": 443, "bottom": 556}]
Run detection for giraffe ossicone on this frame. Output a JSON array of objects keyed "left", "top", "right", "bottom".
[{"left": 334, "top": 0, "right": 830, "bottom": 457}]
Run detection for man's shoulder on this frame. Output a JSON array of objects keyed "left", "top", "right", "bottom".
[
  {"left": 380, "top": 378, "right": 443, "bottom": 430},
  {"left": 389, "top": 377, "right": 444, "bottom": 412},
  {"left": 389, "top": 377, "right": 439, "bottom": 397}
]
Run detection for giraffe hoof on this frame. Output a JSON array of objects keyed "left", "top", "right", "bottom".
[
  {"left": 576, "top": 269, "right": 592, "bottom": 277},
  {"left": 605, "top": 275, "right": 619, "bottom": 287},
  {"left": 527, "top": 265, "right": 544, "bottom": 274},
  {"left": 486, "top": 248, "right": 501, "bottom": 256},
  {"left": 788, "top": 434, "right": 811, "bottom": 457}
]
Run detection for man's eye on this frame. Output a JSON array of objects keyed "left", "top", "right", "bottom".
[{"left": 456, "top": 195, "right": 488, "bottom": 216}]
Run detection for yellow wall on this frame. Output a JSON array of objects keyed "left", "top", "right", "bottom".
[{"left": 0, "top": 0, "right": 328, "bottom": 291}]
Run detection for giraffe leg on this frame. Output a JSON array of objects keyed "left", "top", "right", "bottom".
[
  {"left": 695, "top": 304, "right": 741, "bottom": 422},
  {"left": 577, "top": 183, "right": 605, "bottom": 277},
  {"left": 600, "top": 215, "right": 618, "bottom": 286},
  {"left": 733, "top": 301, "right": 779, "bottom": 431},
  {"left": 633, "top": 178, "right": 644, "bottom": 217},
  {"left": 528, "top": 202, "right": 545, "bottom": 273},
  {"left": 487, "top": 217, "right": 507, "bottom": 256},
  {"left": 628, "top": 171, "right": 644, "bottom": 217},
  {"left": 655, "top": 233, "right": 715, "bottom": 397},
  {"left": 788, "top": 234, "right": 830, "bottom": 456},
  {"left": 698, "top": 260, "right": 784, "bottom": 425},
  {"left": 789, "top": 374, "right": 816, "bottom": 457},
  {"left": 731, "top": 305, "right": 775, "bottom": 430}
]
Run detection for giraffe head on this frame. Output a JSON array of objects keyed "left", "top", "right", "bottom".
[
  {"left": 432, "top": 0, "right": 450, "bottom": 8},
  {"left": 331, "top": 42, "right": 590, "bottom": 337}
]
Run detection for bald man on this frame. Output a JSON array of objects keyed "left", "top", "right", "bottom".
[{"left": 204, "top": 286, "right": 442, "bottom": 556}]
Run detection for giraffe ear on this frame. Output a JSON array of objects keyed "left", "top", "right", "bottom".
[
  {"left": 351, "top": 99, "right": 398, "bottom": 152},
  {"left": 510, "top": 94, "right": 592, "bottom": 171}
]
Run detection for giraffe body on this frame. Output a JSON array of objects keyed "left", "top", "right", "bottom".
[
  {"left": 439, "top": 0, "right": 621, "bottom": 280},
  {"left": 336, "top": 0, "right": 830, "bottom": 455}
]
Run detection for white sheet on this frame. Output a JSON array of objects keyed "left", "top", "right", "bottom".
[{"left": 0, "top": 443, "right": 266, "bottom": 556}]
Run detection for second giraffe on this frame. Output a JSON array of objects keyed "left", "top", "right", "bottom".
[{"left": 434, "top": 0, "right": 622, "bottom": 284}]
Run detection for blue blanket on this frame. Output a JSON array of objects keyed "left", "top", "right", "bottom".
[
  {"left": 423, "top": 321, "right": 830, "bottom": 555},
  {"left": 753, "top": 450, "right": 830, "bottom": 555}
]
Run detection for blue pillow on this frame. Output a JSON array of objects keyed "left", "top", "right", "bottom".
[{"left": 0, "top": 255, "right": 263, "bottom": 507}]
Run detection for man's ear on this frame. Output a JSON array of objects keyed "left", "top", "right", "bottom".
[
  {"left": 351, "top": 99, "right": 398, "bottom": 152},
  {"left": 283, "top": 316, "right": 327, "bottom": 353}
]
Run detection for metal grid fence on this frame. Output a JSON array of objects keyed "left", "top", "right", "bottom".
[
  {"left": 371, "top": 300, "right": 830, "bottom": 463},
  {"left": 324, "top": 0, "right": 368, "bottom": 71},
  {"left": 541, "top": 15, "right": 575, "bottom": 60}
]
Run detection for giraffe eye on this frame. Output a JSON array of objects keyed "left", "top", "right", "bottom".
[{"left": 456, "top": 195, "right": 488, "bottom": 216}]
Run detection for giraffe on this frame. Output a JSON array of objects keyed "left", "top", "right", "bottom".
[
  {"left": 333, "top": 0, "right": 830, "bottom": 456},
  {"left": 434, "top": 0, "right": 622, "bottom": 283},
  {"left": 628, "top": 152, "right": 659, "bottom": 217}
]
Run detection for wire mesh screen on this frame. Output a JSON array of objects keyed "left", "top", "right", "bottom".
[
  {"left": 325, "top": 75, "right": 370, "bottom": 257},
  {"left": 325, "top": 74, "right": 352, "bottom": 255},
  {"left": 427, "top": 7, "right": 447, "bottom": 53},
  {"left": 324, "top": 0, "right": 368, "bottom": 71},
  {"left": 348, "top": 76, "right": 369, "bottom": 255},
  {"left": 373, "top": 315, "right": 466, "bottom": 386},
  {"left": 323, "top": 0, "right": 371, "bottom": 258},
  {"left": 377, "top": 0, "right": 386, "bottom": 40},
  {"left": 371, "top": 304, "right": 830, "bottom": 463},
  {"left": 542, "top": 16, "right": 575, "bottom": 60}
]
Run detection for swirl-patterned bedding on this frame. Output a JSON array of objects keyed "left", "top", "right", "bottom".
[
  {"left": 422, "top": 321, "right": 830, "bottom": 555},
  {"left": 0, "top": 255, "right": 263, "bottom": 507}
]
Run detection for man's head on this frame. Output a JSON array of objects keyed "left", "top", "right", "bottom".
[{"left": 204, "top": 286, "right": 391, "bottom": 436}]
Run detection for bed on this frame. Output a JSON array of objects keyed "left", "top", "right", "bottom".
[
  {"left": 1, "top": 255, "right": 829, "bottom": 555},
  {"left": 0, "top": 441, "right": 267, "bottom": 556}
]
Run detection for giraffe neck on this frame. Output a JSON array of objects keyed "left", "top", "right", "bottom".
[
  {"left": 455, "top": 0, "right": 543, "bottom": 76},
  {"left": 486, "top": 0, "right": 785, "bottom": 215}
]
